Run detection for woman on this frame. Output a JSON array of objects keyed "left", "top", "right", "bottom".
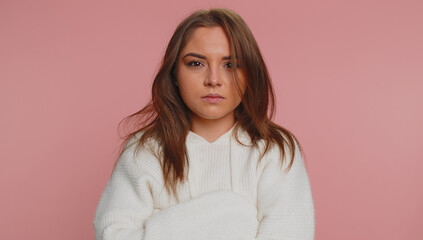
[{"left": 94, "top": 8, "right": 315, "bottom": 240}]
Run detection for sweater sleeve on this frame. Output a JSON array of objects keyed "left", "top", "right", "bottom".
[
  {"left": 93, "top": 139, "right": 161, "bottom": 240},
  {"left": 255, "top": 139, "right": 315, "bottom": 240},
  {"left": 143, "top": 190, "right": 259, "bottom": 240},
  {"left": 93, "top": 138, "right": 259, "bottom": 240}
]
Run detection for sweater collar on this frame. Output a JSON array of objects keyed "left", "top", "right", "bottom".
[{"left": 187, "top": 123, "right": 249, "bottom": 146}]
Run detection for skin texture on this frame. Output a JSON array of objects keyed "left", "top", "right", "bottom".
[{"left": 175, "top": 26, "right": 246, "bottom": 143}]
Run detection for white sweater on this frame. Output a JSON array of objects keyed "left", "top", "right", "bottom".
[{"left": 94, "top": 124, "right": 315, "bottom": 240}]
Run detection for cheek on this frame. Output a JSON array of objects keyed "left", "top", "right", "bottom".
[
  {"left": 231, "top": 77, "right": 247, "bottom": 103},
  {"left": 178, "top": 85, "right": 191, "bottom": 103},
  {"left": 177, "top": 81, "right": 198, "bottom": 107},
  {"left": 178, "top": 75, "right": 195, "bottom": 92},
  {"left": 176, "top": 68, "right": 199, "bottom": 91},
  {"left": 176, "top": 71, "right": 191, "bottom": 98}
]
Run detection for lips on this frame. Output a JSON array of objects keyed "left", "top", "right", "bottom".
[{"left": 202, "top": 93, "right": 224, "bottom": 103}]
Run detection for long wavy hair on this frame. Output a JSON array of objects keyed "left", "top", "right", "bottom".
[{"left": 116, "top": 8, "right": 302, "bottom": 200}]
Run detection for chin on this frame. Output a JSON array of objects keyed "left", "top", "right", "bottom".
[{"left": 194, "top": 111, "right": 234, "bottom": 121}]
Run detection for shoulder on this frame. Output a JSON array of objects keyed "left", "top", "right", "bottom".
[
  {"left": 256, "top": 128, "right": 304, "bottom": 172},
  {"left": 117, "top": 130, "right": 163, "bottom": 180},
  {"left": 126, "top": 130, "right": 161, "bottom": 157}
]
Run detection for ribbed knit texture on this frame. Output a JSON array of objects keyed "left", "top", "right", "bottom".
[{"left": 94, "top": 125, "right": 315, "bottom": 240}]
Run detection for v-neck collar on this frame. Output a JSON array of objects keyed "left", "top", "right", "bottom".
[{"left": 187, "top": 124, "right": 237, "bottom": 145}]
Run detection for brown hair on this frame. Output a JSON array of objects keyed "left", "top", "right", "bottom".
[{"left": 116, "top": 8, "right": 302, "bottom": 200}]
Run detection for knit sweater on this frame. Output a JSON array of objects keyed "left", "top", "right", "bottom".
[{"left": 93, "top": 124, "right": 315, "bottom": 240}]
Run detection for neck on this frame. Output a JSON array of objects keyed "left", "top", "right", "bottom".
[{"left": 190, "top": 113, "right": 236, "bottom": 143}]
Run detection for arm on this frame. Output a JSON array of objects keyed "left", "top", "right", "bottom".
[
  {"left": 143, "top": 190, "right": 259, "bottom": 240},
  {"left": 93, "top": 139, "right": 160, "bottom": 240},
  {"left": 256, "top": 139, "right": 315, "bottom": 240},
  {"left": 94, "top": 138, "right": 258, "bottom": 240}
]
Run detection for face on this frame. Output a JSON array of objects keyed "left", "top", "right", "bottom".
[{"left": 175, "top": 26, "right": 246, "bottom": 127}]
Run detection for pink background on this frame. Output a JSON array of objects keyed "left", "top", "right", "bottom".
[{"left": 1, "top": 0, "right": 422, "bottom": 239}]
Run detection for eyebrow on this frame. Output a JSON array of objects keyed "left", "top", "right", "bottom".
[{"left": 182, "top": 52, "right": 237, "bottom": 60}]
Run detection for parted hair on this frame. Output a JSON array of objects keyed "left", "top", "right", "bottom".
[{"left": 116, "top": 8, "right": 302, "bottom": 200}]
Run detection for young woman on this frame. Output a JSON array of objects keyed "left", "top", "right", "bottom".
[{"left": 94, "top": 8, "right": 315, "bottom": 240}]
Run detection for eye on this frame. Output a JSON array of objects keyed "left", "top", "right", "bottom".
[
  {"left": 186, "top": 61, "right": 203, "bottom": 68},
  {"left": 224, "top": 62, "right": 239, "bottom": 69}
]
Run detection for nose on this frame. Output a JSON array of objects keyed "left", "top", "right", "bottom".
[{"left": 204, "top": 65, "right": 222, "bottom": 87}]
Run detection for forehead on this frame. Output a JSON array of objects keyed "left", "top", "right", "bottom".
[{"left": 182, "top": 26, "right": 230, "bottom": 56}]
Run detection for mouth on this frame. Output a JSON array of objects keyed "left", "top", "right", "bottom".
[{"left": 202, "top": 93, "right": 224, "bottom": 103}]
